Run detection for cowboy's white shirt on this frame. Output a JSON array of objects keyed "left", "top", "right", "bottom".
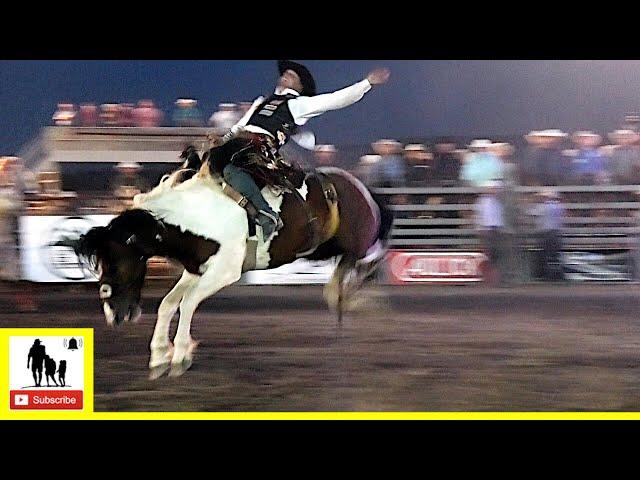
[{"left": 231, "top": 79, "right": 373, "bottom": 137}]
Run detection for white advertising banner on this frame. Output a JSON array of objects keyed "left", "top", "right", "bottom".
[
  {"left": 241, "top": 258, "right": 338, "bottom": 285},
  {"left": 19, "top": 215, "right": 114, "bottom": 282}
]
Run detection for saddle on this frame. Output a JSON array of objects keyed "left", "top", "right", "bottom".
[{"left": 221, "top": 170, "right": 339, "bottom": 272}]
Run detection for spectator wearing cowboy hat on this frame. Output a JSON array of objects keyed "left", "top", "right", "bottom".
[
  {"left": 570, "top": 131, "right": 609, "bottom": 185},
  {"left": 208, "top": 103, "right": 241, "bottom": 135},
  {"left": 523, "top": 130, "right": 569, "bottom": 186},
  {"left": 460, "top": 139, "right": 504, "bottom": 187},
  {"left": 432, "top": 138, "right": 461, "bottom": 187},
  {"left": 370, "top": 139, "right": 407, "bottom": 188},
  {"left": 111, "top": 161, "right": 150, "bottom": 206},
  {"left": 355, "top": 154, "right": 387, "bottom": 189},
  {"left": 172, "top": 98, "right": 204, "bottom": 127},
  {"left": 403, "top": 144, "right": 434, "bottom": 187},
  {"left": 607, "top": 129, "right": 640, "bottom": 184}
]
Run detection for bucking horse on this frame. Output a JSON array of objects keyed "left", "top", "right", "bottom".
[{"left": 75, "top": 147, "right": 393, "bottom": 378}]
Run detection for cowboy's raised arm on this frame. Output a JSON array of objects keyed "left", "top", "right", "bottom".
[{"left": 289, "top": 68, "right": 390, "bottom": 121}]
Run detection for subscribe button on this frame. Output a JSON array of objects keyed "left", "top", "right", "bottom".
[{"left": 10, "top": 390, "right": 83, "bottom": 410}]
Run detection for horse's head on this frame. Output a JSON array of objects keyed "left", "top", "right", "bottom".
[{"left": 75, "top": 211, "right": 158, "bottom": 327}]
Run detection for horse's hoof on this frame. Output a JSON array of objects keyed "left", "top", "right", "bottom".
[
  {"left": 168, "top": 359, "right": 193, "bottom": 378},
  {"left": 148, "top": 363, "right": 171, "bottom": 380}
]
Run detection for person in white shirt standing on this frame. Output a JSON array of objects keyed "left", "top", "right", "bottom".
[
  {"left": 207, "top": 60, "right": 390, "bottom": 241},
  {"left": 475, "top": 181, "right": 507, "bottom": 285}
]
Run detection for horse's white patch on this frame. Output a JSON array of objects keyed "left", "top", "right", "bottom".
[
  {"left": 136, "top": 175, "right": 248, "bottom": 251},
  {"left": 103, "top": 302, "right": 115, "bottom": 326},
  {"left": 136, "top": 175, "right": 305, "bottom": 272},
  {"left": 296, "top": 182, "right": 308, "bottom": 201}
]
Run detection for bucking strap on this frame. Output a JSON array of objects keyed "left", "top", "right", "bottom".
[{"left": 294, "top": 172, "right": 340, "bottom": 258}]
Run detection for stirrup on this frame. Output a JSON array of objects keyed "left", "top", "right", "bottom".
[{"left": 258, "top": 210, "right": 283, "bottom": 240}]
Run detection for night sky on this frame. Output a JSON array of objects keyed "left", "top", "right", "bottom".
[{"left": 2, "top": 60, "right": 640, "bottom": 155}]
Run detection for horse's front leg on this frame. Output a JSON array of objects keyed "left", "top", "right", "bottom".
[
  {"left": 149, "top": 271, "right": 198, "bottom": 380},
  {"left": 169, "top": 244, "right": 246, "bottom": 377}
]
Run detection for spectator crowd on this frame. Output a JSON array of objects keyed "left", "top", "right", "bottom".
[{"left": 45, "top": 103, "right": 640, "bottom": 285}]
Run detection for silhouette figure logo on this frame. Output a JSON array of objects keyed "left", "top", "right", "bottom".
[{"left": 10, "top": 336, "right": 84, "bottom": 410}]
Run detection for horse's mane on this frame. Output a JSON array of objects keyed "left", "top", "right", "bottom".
[{"left": 75, "top": 209, "right": 161, "bottom": 271}]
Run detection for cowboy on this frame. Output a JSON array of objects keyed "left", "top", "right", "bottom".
[{"left": 207, "top": 60, "right": 390, "bottom": 241}]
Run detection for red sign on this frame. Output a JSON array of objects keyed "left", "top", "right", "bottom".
[
  {"left": 10, "top": 390, "right": 83, "bottom": 410},
  {"left": 385, "top": 251, "right": 487, "bottom": 284}
]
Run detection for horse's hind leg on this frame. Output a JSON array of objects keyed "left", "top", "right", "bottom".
[
  {"left": 324, "top": 254, "right": 357, "bottom": 315},
  {"left": 149, "top": 271, "right": 199, "bottom": 380},
  {"left": 169, "top": 244, "right": 246, "bottom": 377}
]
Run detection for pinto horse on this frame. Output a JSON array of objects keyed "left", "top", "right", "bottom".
[{"left": 75, "top": 153, "right": 393, "bottom": 378}]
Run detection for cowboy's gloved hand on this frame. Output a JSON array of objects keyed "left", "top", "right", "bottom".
[
  {"left": 207, "top": 133, "right": 224, "bottom": 148},
  {"left": 367, "top": 68, "right": 390, "bottom": 85}
]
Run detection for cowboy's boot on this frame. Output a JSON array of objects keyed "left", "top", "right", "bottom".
[{"left": 223, "top": 164, "right": 283, "bottom": 241}]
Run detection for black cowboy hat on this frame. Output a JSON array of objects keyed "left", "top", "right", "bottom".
[{"left": 278, "top": 60, "right": 316, "bottom": 97}]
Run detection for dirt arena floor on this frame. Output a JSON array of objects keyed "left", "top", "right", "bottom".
[{"left": 2, "top": 282, "right": 640, "bottom": 412}]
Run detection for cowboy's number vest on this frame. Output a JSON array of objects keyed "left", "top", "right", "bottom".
[{"left": 247, "top": 93, "right": 298, "bottom": 146}]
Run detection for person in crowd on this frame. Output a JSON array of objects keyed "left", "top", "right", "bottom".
[
  {"left": 354, "top": 154, "right": 383, "bottom": 187},
  {"left": 622, "top": 112, "right": 640, "bottom": 133},
  {"left": 99, "top": 103, "right": 121, "bottom": 126},
  {"left": 460, "top": 139, "right": 504, "bottom": 187},
  {"left": 570, "top": 131, "right": 609, "bottom": 185},
  {"left": 132, "top": 100, "right": 164, "bottom": 127},
  {"left": 403, "top": 144, "right": 434, "bottom": 187},
  {"left": 118, "top": 103, "right": 135, "bottom": 127},
  {"left": 523, "top": 130, "right": 569, "bottom": 186},
  {"left": 52, "top": 103, "right": 77, "bottom": 126},
  {"left": 208, "top": 103, "right": 241, "bottom": 135},
  {"left": 78, "top": 103, "right": 98, "bottom": 127},
  {"left": 491, "top": 143, "right": 528, "bottom": 283},
  {"left": 474, "top": 180, "right": 507, "bottom": 285},
  {"left": 370, "top": 139, "right": 407, "bottom": 187},
  {"left": 172, "top": 98, "right": 204, "bottom": 127},
  {"left": 432, "top": 138, "right": 461, "bottom": 186},
  {"left": 531, "top": 188, "right": 566, "bottom": 281},
  {"left": 607, "top": 129, "right": 640, "bottom": 184},
  {"left": 111, "top": 161, "right": 150, "bottom": 206}
]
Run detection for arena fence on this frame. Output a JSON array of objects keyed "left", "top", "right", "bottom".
[{"left": 373, "top": 185, "right": 640, "bottom": 251}]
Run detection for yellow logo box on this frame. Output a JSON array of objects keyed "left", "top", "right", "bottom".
[{"left": 1, "top": 328, "right": 94, "bottom": 419}]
